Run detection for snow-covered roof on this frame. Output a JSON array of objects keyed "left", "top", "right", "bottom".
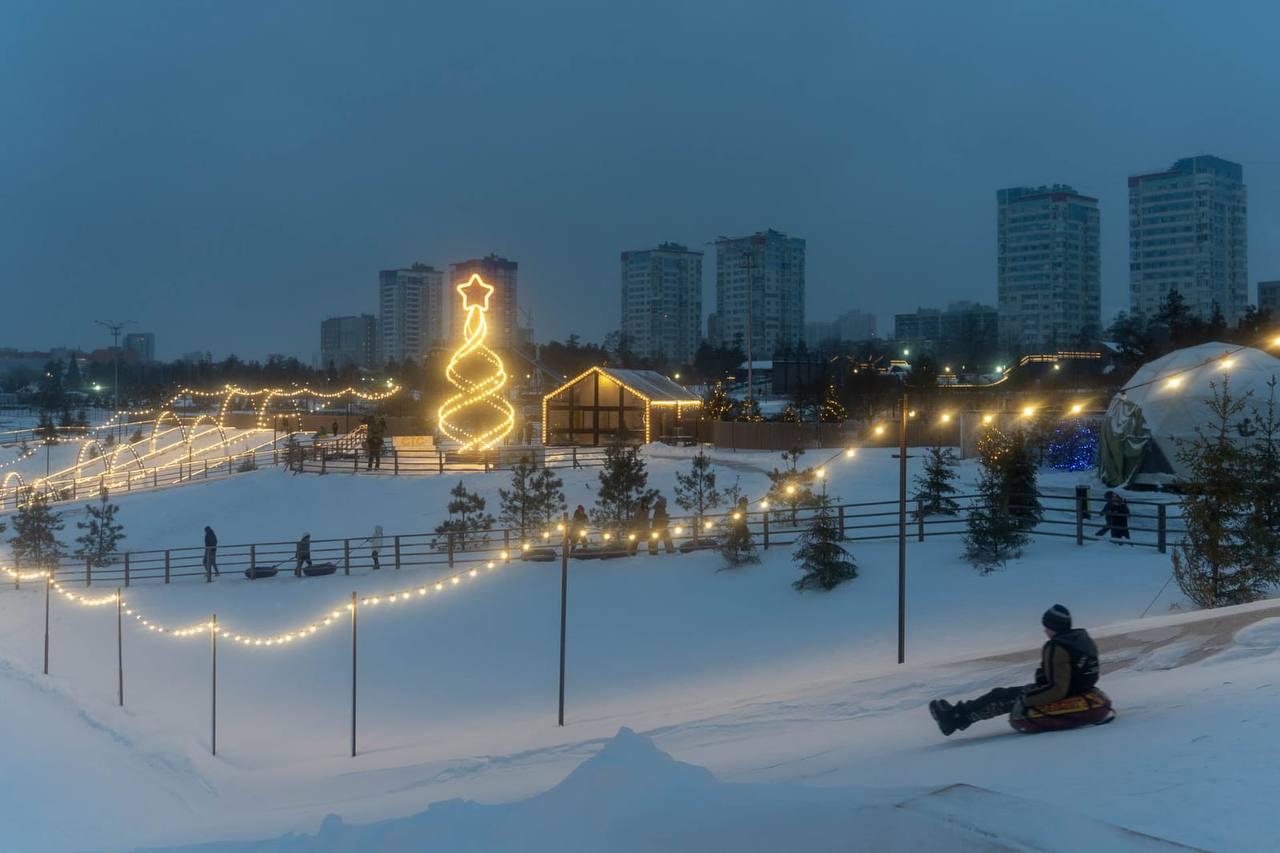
[{"left": 544, "top": 366, "right": 701, "bottom": 404}]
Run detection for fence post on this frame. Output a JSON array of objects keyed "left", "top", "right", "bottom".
[
  {"left": 204, "top": 459, "right": 208, "bottom": 479},
  {"left": 153, "top": 468, "right": 157, "bottom": 488},
  {"left": 85, "top": 557, "right": 91, "bottom": 587},
  {"left": 838, "top": 505, "right": 845, "bottom": 541},
  {"left": 164, "top": 550, "right": 171, "bottom": 584},
  {"left": 12, "top": 554, "right": 17, "bottom": 590},
  {"left": 1075, "top": 485, "right": 1087, "bottom": 545},
  {"left": 438, "top": 450, "right": 444, "bottom": 474},
  {"left": 572, "top": 447, "right": 578, "bottom": 469},
  {"left": 354, "top": 448, "right": 358, "bottom": 473},
  {"left": 762, "top": 512, "right": 770, "bottom": 549},
  {"left": 127, "top": 472, "right": 131, "bottom": 492},
  {"left": 321, "top": 448, "right": 327, "bottom": 474},
  {"left": 504, "top": 529, "right": 510, "bottom": 562},
  {"left": 394, "top": 535, "right": 401, "bottom": 570},
  {"left": 448, "top": 533, "right": 455, "bottom": 567},
  {"left": 393, "top": 449, "right": 399, "bottom": 475},
  {"left": 344, "top": 539, "right": 350, "bottom": 576},
  {"left": 124, "top": 553, "right": 130, "bottom": 587},
  {"left": 917, "top": 500, "right": 925, "bottom": 542},
  {"left": 1158, "top": 504, "right": 1167, "bottom": 554},
  {"left": 210, "top": 613, "right": 217, "bottom": 756},
  {"left": 72, "top": 479, "right": 76, "bottom": 501}
]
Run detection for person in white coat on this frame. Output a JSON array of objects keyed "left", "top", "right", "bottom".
[{"left": 368, "top": 525, "right": 384, "bottom": 570}]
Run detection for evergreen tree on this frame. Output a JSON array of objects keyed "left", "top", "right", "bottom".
[
  {"left": 963, "top": 428, "right": 1028, "bottom": 573},
  {"left": 75, "top": 407, "right": 88, "bottom": 428},
  {"left": 793, "top": 493, "right": 857, "bottom": 591},
  {"left": 434, "top": 481, "right": 495, "bottom": 551},
  {"left": 59, "top": 407, "right": 74, "bottom": 428},
  {"left": 8, "top": 492, "right": 64, "bottom": 568},
  {"left": 1172, "top": 378, "right": 1259, "bottom": 606},
  {"left": 779, "top": 404, "right": 802, "bottom": 423},
  {"left": 1242, "top": 378, "right": 1280, "bottom": 585},
  {"left": 736, "top": 397, "right": 764, "bottom": 422},
  {"left": 674, "top": 451, "right": 722, "bottom": 518},
  {"left": 499, "top": 457, "right": 565, "bottom": 535},
  {"left": 719, "top": 500, "right": 760, "bottom": 568},
  {"left": 703, "top": 382, "right": 734, "bottom": 420},
  {"left": 765, "top": 448, "right": 817, "bottom": 524},
  {"left": 36, "top": 410, "right": 58, "bottom": 445},
  {"left": 591, "top": 441, "right": 654, "bottom": 529},
  {"left": 912, "top": 445, "right": 960, "bottom": 519},
  {"left": 1004, "top": 428, "right": 1042, "bottom": 531},
  {"left": 64, "top": 354, "right": 82, "bottom": 391},
  {"left": 75, "top": 491, "right": 125, "bottom": 567},
  {"left": 818, "top": 384, "right": 847, "bottom": 423}
]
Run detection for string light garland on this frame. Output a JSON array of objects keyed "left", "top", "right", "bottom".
[{"left": 436, "top": 275, "right": 515, "bottom": 450}]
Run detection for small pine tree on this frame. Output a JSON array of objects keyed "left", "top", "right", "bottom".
[
  {"left": 963, "top": 428, "right": 1028, "bottom": 573},
  {"left": 75, "top": 407, "right": 89, "bottom": 428},
  {"left": 779, "top": 404, "right": 801, "bottom": 423},
  {"left": 59, "top": 407, "right": 74, "bottom": 428},
  {"left": 765, "top": 447, "right": 817, "bottom": 524},
  {"left": 912, "top": 445, "right": 960, "bottom": 519},
  {"left": 703, "top": 383, "right": 734, "bottom": 420},
  {"left": 793, "top": 494, "right": 857, "bottom": 590},
  {"left": 1242, "top": 378, "right": 1280, "bottom": 586},
  {"left": 434, "top": 481, "right": 495, "bottom": 551},
  {"left": 674, "top": 451, "right": 721, "bottom": 518},
  {"left": 719, "top": 500, "right": 760, "bottom": 568},
  {"left": 500, "top": 457, "right": 565, "bottom": 535},
  {"left": 818, "top": 384, "right": 847, "bottom": 423},
  {"left": 736, "top": 397, "right": 764, "bottom": 422},
  {"left": 75, "top": 491, "right": 125, "bottom": 567},
  {"left": 592, "top": 441, "right": 654, "bottom": 529},
  {"left": 9, "top": 492, "right": 64, "bottom": 568},
  {"left": 1172, "top": 377, "right": 1259, "bottom": 607},
  {"left": 1003, "top": 428, "right": 1042, "bottom": 531},
  {"left": 36, "top": 411, "right": 58, "bottom": 445}
]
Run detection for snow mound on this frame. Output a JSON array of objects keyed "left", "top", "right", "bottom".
[{"left": 136, "top": 728, "right": 992, "bottom": 852}]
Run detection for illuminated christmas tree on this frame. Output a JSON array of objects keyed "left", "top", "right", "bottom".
[{"left": 437, "top": 275, "right": 516, "bottom": 450}]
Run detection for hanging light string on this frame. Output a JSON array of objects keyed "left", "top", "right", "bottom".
[{"left": 41, "top": 556, "right": 507, "bottom": 649}]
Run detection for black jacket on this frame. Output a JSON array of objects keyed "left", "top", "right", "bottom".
[
  {"left": 1023, "top": 628, "right": 1100, "bottom": 707},
  {"left": 204, "top": 529, "right": 217, "bottom": 548}
]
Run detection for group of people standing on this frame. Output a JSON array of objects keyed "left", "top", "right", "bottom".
[
  {"left": 200, "top": 526, "right": 384, "bottom": 576},
  {"left": 568, "top": 494, "right": 691, "bottom": 555}
]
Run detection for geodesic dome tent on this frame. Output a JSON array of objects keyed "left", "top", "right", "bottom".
[{"left": 1099, "top": 342, "right": 1280, "bottom": 487}]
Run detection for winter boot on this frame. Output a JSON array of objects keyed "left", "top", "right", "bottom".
[{"left": 929, "top": 699, "right": 960, "bottom": 736}]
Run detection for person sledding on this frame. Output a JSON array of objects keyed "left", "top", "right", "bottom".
[{"left": 929, "top": 604, "right": 1114, "bottom": 736}]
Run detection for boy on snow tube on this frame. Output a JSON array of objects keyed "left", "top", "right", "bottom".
[{"left": 930, "top": 605, "right": 1116, "bottom": 736}]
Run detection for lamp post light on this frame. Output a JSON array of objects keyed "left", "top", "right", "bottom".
[{"left": 94, "top": 319, "right": 133, "bottom": 433}]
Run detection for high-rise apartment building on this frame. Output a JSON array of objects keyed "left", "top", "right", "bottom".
[
  {"left": 713, "top": 229, "right": 805, "bottom": 358},
  {"left": 997, "top": 185, "right": 1101, "bottom": 353},
  {"left": 1258, "top": 280, "right": 1280, "bottom": 317},
  {"left": 123, "top": 332, "right": 156, "bottom": 363},
  {"left": 620, "top": 242, "right": 703, "bottom": 365},
  {"left": 449, "top": 254, "right": 518, "bottom": 349},
  {"left": 379, "top": 263, "right": 445, "bottom": 365},
  {"left": 320, "top": 314, "right": 377, "bottom": 371},
  {"left": 804, "top": 309, "right": 877, "bottom": 348},
  {"left": 1129, "top": 155, "right": 1247, "bottom": 324},
  {"left": 894, "top": 302, "right": 1000, "bottom": 364}
]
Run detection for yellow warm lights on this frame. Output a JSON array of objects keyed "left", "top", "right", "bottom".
[
  {"left": 436, "top": 274, "right": 515, "bottom": 451},
  {"left": 1069, "top": 403, "right": 1084, "bottom": 415},
  {"left": 982, "top": 414, "right": 995, "bottom": 424},
  {"left": 1166, "top": 376, "right": 1183, "bottom": 389}
]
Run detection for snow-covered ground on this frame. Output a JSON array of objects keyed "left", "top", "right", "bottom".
[{"left": 0, "top": 446, "right": 1256, "bottom": 852}]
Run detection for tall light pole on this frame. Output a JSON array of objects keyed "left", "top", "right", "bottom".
[{"left": 94, "top": 319, "right": 133, "bottom": 421}]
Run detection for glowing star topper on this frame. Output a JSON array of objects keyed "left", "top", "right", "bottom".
[{"left": 436, "top": 274, "right": 515, "bottom": 450}]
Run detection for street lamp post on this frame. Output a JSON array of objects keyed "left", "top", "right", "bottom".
[
  {"left": 897, "top": 391, "right": 908, "bottom": 664},
  {"left": 94, "top": 319, "right": 133, "bottom": 429}
]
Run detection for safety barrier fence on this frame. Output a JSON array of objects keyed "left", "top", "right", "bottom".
[
  {"left": 295, "top": 444, "right": 611, "bottom": 475},
  {"left": 6, "top": 487, "right": 1183, "bottom": 591},
  {"left": 0, "top": 485, "right": 1183, "bottom": 760}
]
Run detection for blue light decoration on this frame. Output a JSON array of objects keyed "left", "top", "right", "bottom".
[{"left": 1046, "top": 418, "right": 1098, "bottom": 471}]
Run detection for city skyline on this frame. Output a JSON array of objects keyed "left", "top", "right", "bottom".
[{"left": 3, "top": 2, "right": 1279, "bottom": 360}]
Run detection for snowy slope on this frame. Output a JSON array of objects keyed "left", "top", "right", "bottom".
[{"left": 0, "top": 447, "right": 1228, "bottom": 851}]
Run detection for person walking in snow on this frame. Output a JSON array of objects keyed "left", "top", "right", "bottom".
[
  {"left": 649, "top": 495, "right": 674, "bottom": 555},
  {"left": 1095, "top": 492, "right": 1131, "bottom": 541},
  {"left": 628, "top": 499, "right": 650, "bottom": 556},
  {"left": 571, "top": 505, "right": 590, "bottom": 550},
  {"left": 332, "top": 420, "right": 340, "bottom": 438},
  {"left": 202, "top": 526, "right": 219, "bottom": 577},
  {"left": 294, "top": 533, "right": 313, "bottom": 576},
  {"left": 929, "top": 605, "right": 1110, "bottom": 736},
  {"left": 367, "top": 525, "right": 383, "bottom": 570}
]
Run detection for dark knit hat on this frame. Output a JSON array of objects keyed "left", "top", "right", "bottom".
[{"left": 1042, "top": 604, "right": 1072, "bottom": 632}]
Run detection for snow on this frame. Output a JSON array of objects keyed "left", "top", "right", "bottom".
[{"left": 0, "top": 445, "right": 1266, "bottom": 851}]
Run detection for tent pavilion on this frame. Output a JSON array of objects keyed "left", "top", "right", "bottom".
[{"left": 1099, "top": 342, "right": 1280, "bottom": 487}]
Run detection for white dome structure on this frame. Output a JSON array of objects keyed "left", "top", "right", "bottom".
[{"left": 1099, "top": 342, "right": 1280, "bottom": 487}]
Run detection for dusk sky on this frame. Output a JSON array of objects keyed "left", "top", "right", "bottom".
[{"left": 3, "top": 0, "right": 1277, "bottom": 361}]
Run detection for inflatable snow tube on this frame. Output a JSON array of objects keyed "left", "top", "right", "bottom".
[{"left": 1010, "top": 688, "right": 1115, "bottom": 733}]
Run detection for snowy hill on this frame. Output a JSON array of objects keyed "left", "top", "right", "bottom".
[{"left": 0, "top": 447, "right": 1257, "bottom": 851}]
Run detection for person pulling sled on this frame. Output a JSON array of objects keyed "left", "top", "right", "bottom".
[{"left": 930, "top": 605, "right": 1114, "bottom": 736}]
